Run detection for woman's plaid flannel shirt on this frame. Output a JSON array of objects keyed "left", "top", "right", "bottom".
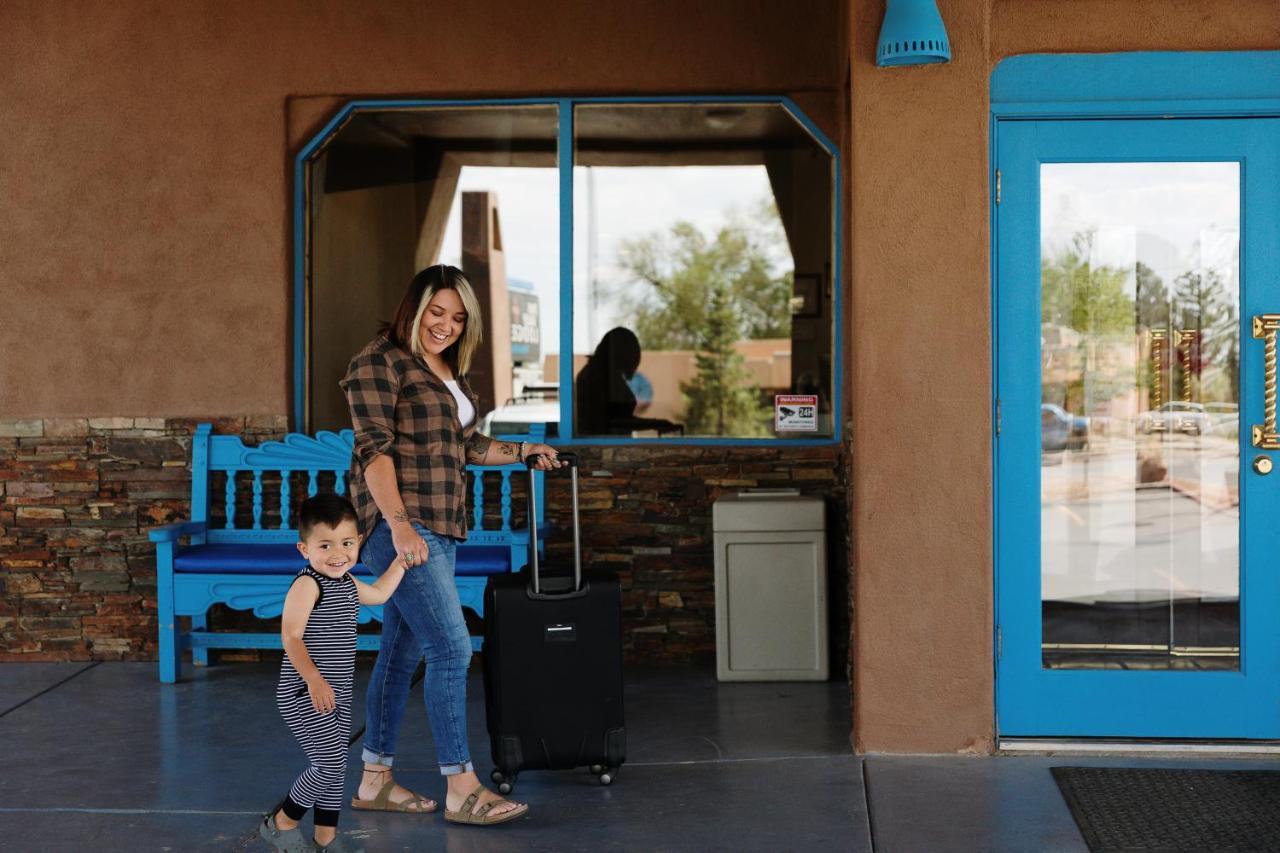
[{"left": 340, "top": 336, "right": 493, "bottom": 540}]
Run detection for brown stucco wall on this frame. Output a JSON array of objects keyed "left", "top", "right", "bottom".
[
  {"left": 0, "top": 3, "right": 849, "bottom": 679},
  {"left": 9, "top": 0, "right": 1280, "bottom": 753},
  {"left": 0, "top": 0, "right": 841, "bottom": 418},
  {"left": 850, "top": 0, "right": 1280, "bottom": 753}
]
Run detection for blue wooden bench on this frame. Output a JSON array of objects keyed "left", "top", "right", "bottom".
[{"left": 149, "top": 423, "right": 545, "bottom": 682}]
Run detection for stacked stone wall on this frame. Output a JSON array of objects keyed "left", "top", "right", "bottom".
[
  {"left": 0, "top": 417, "right": 286, "bottom": 661},
  {"left": 1, "top": 418, "right": 849, "bottom": 668}
]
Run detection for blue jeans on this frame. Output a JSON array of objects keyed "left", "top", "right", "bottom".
[{"left": 361, "top": 520, "right": 474, "bottom": 776}]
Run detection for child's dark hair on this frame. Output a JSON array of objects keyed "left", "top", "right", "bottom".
[{"left": 297, "top": 493, "right": 358, "bottom": 540}]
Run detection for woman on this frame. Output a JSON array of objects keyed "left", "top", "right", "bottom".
[{"left": 340, "top": 264, "right": 560, "bottom": 826}]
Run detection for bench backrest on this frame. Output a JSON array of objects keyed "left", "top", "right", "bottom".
[{"left": 188, "top": 423, "right": 546, "bottom": 545}]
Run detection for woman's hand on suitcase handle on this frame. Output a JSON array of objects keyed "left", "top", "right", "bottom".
[
  {"left": 525, "top": 444, "right": 565, "bottom": 470},
  {"left": 390, "top": 518, "right": 429, "bottom": 568}
]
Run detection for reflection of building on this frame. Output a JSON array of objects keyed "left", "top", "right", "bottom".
[
  {"left": 1041, "top": 323, "right": 1140, "bottom": 422},
  {"left": 508, "top": 278, "right": 540, "bottom": 365}
]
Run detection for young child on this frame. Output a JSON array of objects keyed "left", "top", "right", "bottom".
[{"left": 259, "top": 493, "right": 409, "bottom": 853}]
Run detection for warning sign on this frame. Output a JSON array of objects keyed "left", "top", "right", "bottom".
[{"left": 775, "top": 395, "right": 818, "bottom": 432}]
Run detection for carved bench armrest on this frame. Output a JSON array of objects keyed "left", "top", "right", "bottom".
[{"left": 148, "top": 521, "right": 208, "bottom": 543}]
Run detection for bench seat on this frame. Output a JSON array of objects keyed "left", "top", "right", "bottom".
[
  {"left": 172, "top": 543, "right": 517, "bottom": 577},
  {"left": 151, "top": 422, "right": 546, "bottom": 682}
]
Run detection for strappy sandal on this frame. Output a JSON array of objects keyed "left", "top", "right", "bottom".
[
  {"left": 443, "top": 784, "right": 529, "bottom": 826},
  {"left": 350, "top": 767, "right": 437, "bottom": 813}
]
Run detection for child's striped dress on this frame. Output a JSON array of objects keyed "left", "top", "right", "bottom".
[{"left": 275, "top": 565, "right": 358, "bottom": 827}]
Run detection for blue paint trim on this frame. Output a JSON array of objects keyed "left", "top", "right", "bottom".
[
  {"left": 559, "top": 100, "right": 575, "bottom": 441},
  {"left": 992, "top": 52, "right": 1280, "bottom": 118},
  {"left": 293, "top": 95, "right": 843, "bottom": 444},
  {"left": 292, "top": 155, "right": 305, "bottom": 428},
  {"left": 780, "top": 97, "right": 843, "bottom": 444},
  {"left": 566, "top": 437, "right": 836, "bottom": 447},
  {"left": 990, "top": 50, "right": 1280, "bottom": 739},
  {"left": 988, "top": 110, "right": 1001, "bottom": 731},
  {"left": 992, "top": 112, "right": 1280, "bottom": 737}
]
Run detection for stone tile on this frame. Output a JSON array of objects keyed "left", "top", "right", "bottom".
[
  {"left": 247, "top": 413, "right": 290, "bottom": 431},
  {"left": 15, "top": 506, "right": 66, "bottom": 523},
  {"left": 0, "top": 420, "right": 42, "bottom": 438},
  {"left": 88, "top": 417, "right": 135, "bottom": 431},
  {"left": 43, "top": 418, "right": 89, "bottom": 437}
]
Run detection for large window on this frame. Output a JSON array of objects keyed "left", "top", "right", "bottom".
[{"left": 296, "top": 99, "right": 839, "bottom": 442}]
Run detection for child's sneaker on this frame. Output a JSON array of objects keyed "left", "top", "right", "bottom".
[
  {"left": 258, "top": 813, "right": 311, "bottom": 853},
  {"left": 313, "top": 835, "right": 365, "bottom": 853}
]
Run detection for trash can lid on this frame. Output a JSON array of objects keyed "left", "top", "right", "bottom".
[{"left": 712, "top": 491, "right": 825, "bottom": 532}]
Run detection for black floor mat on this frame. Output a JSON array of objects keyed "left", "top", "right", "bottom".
[{"left": 1052, "top": 766, "right": 1280, "bottom": 852}]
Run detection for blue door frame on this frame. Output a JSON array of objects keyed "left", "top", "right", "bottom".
[{"left": 992, "top": 53, "right": 1280, "bottom": 739}]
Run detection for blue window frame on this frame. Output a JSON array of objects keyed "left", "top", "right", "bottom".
[{"left": 293, "top": 96, "right": 842, "bottom": 446}]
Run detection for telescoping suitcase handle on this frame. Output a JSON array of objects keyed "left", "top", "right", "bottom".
[{"left": 525, "top": 451, "right": 582, "bottom": 597}]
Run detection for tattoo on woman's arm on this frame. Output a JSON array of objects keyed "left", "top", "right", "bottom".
[
  {"left": 496, "top": 441, "right": 518, "bottom": 460},
  {"left": 392, "top": 509, "right": 408, "bottom": 524},
  {"left": 464, "top": 434, "right": 488, "bottom": 463}
]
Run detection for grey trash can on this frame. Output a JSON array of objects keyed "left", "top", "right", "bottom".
[{"left": 712, "top": 490, "right": 828, "bottom": 681}]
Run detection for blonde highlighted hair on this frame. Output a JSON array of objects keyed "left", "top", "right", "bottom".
[{"left": 381, "top": 265, "right": 483, "bottom": 375}]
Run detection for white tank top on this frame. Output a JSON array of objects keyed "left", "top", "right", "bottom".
[{"left": 443, "top": 380, "right": 475, "bottom": 427}]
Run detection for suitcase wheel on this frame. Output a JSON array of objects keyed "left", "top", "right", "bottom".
[
  {"left": 498, "top": 779, "right": 515, "bottom": 795},
  {"left": 589, "top": 764, "right": 604, "bottom": 775},
  {"left": 490, "top": 769, "right": 505, "bottom": 785},
  {"left": 598, "top": 768, "right": 617, "bottom": 786}
]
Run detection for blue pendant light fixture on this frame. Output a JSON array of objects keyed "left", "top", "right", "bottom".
[{"left": 876, "top": 0, "right": 951, "bottom": 67}]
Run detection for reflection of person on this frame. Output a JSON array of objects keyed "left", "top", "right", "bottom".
[
  {"left": 575, "top": 327, "right": 680, "bottom": 435},
  {"left": 341, "top": 265, "right": 561, "bottom": 828},
  {"left": 260, "top": 494, "right": 408, "bottom": 853}
]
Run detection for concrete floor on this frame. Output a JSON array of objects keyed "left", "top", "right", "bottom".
[
  {"left": 3, "top": 660, "right": 1278, "bottom": 852},
  {"left": 0, "top": 660, "right": 863, "bottom": 852}
]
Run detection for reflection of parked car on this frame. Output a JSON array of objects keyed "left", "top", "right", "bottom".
[
  {"left": 1137, "top": 402, "right": 1211, "bottom": 436},
  {"left": 480, "top": 384, "right": 560, "bottom": 438},
  {"left": 1041, "top": 403, "right": 1089, "bottom": 451},
  {"left": 1204, "top": 402, "right": 1239, "bottom": 428}
]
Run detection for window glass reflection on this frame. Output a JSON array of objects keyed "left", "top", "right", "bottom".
[
  {"left": 308, "top": 105, "right": 560, "bottom": 434},
  {"left": 1040, "top": 162, "right": 1241, "bottom": 670},
  {"left": 570, "top": 103, "right": 835, "bottom": 438}
]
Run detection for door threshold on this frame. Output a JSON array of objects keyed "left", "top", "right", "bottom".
[{"left": 999, "top": 738, "right": 1280, "bottom": 756}]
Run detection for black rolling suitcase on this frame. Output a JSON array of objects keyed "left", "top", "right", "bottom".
[{"left": 483, "top": 452, "right": 626, "bottom": 792}]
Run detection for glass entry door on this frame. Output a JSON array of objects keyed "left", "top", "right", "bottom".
[{"left": 995, "top": 118, "right": 1280, "bottom": 738}]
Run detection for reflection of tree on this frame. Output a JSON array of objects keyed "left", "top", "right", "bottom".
[
  {"left": 616, "top": 198, "right": 792, "bottom": 350},
  {"left": 1135, "top": 262, "right": 1168, "bottom": 330},
  {"left": 1042, "top": 231, "right": 1134, "bottom": 334},
  {"left": 1041, "top": 230, "right": 1238, "bottom": 415},
  {"left": 1041, "top": 231, "right": 1136, "bottom": 413},
  {"left": 1135, "top": 260, "right": 1169, "bottom": 409},
  {"left": 680, "top": 284, "right": 771, "bottom": 436}
]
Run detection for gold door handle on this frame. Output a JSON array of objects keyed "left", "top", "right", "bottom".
[
  {"left": 1177, "top": 329, "right": 1199, "bottom": 403},
  {"left": 1149, "top": 329, "right": 1168, "bottom": 416},
  {"left": 1252, "top": 314, "right": 1280, "bottom": 449}
]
